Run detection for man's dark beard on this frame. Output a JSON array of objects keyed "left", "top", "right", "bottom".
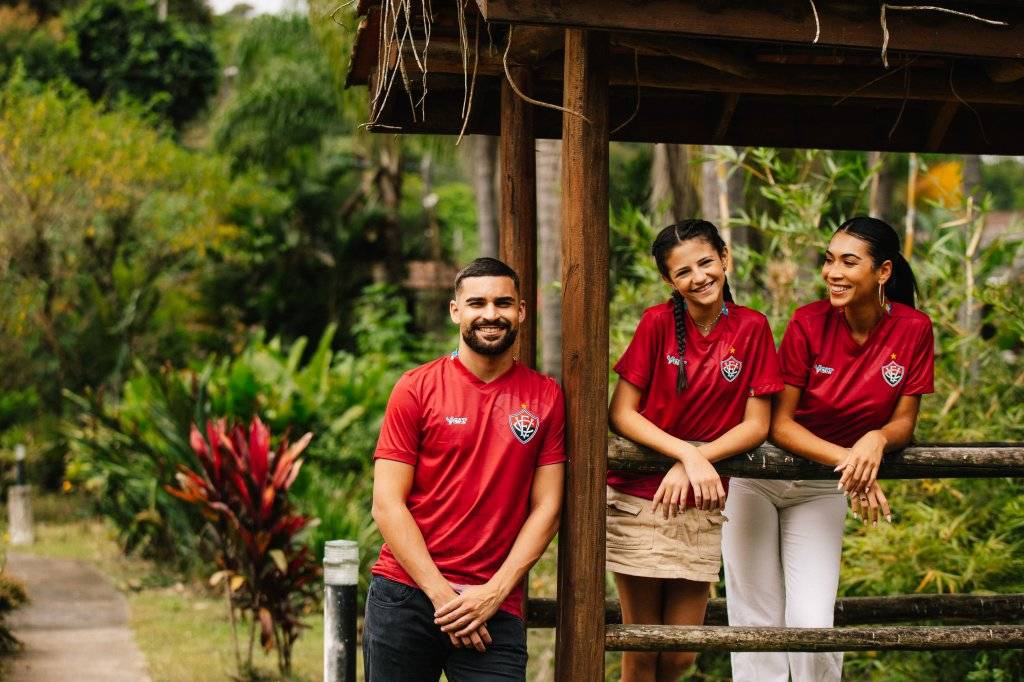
[{"left": 463, "top": 321, "right": 517, "bottom": 356}]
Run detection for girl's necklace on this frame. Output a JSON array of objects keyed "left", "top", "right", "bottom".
[{"left": 693, "top": 303, "right": 727, "bottom": 334}]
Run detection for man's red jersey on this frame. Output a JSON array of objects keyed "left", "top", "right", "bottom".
[
  {"left": 778, "top": 300, "right": 934, "bottom": 447},
  {"left": 608, "top": 301, "right": 784, "bottom": 502},
  {"left": 372, "top": 354, "right": 565, "bottom": 618}
]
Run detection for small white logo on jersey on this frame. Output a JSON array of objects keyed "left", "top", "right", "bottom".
[
  {"left": 814, "top": 364, "right": 834, "bottom": 375},
  {"left": 445, "top": 416, "right": 468, "bottom": 425},
  {"left": 666, "top": 354, "right": 684, "bottom": 367}
]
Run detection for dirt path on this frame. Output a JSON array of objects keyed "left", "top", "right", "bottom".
[{"left": 4, "top": 552, "right": 151, "bottom": 682}]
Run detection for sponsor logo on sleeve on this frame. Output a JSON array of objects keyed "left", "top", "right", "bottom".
[
  {"left": 508, "top": 404, "right": 540, "bottom": 445},
  {"left": 445, "top": 416, "right": 468, "bottom": 425},
  {"left": 881, "top": 353, "right": 905, "bottom": 388},
  {"left": 666, "top": 354, "right": 684, "bottom": 367},
  {"left": 814, "top": 364, "right": 835, "bottom": 375},
  {"left": 720, "top": 347, "right": 742, "bottom": 383}
]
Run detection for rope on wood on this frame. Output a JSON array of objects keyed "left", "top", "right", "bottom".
[
  {"left": 880, "top": 5, "right": 1008, "bottom": 68},
  {"left": 503, "top": 26, "right": 591, "bottom": 124}
]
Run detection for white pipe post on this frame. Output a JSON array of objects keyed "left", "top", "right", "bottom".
[
  {"left": 9, "top": 444, "right": 33, "bottom": 546},
  {"left": 323, "top": 540, "right": 358, "bottom": 682}
]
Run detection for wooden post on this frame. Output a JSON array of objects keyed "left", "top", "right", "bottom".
[
  {"left": 499, "top": 65, "right": 538, "bottom": 369},
  {"left": 555, "top": 28, "right": 609, "bottom": 682}
]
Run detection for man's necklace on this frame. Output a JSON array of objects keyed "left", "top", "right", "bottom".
[{"left": 693, "top": 303, "right": 727, "bottom": 334}]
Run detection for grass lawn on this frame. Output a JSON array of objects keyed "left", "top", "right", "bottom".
[{"left": 4, "top": 493, "right": 335, "bottom": 681}]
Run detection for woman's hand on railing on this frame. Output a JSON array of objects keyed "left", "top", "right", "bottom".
[
  {"left": 849, "top": 480, "right": 892, "bottom": 527},
  {"left": 680, "top": 449, "right": 726, "bottom": 512},
  {"left": 835, "top": 430, "right": 887, "bottom": 494}
]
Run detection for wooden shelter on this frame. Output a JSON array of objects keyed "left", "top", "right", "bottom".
[{"left": 346, "top": 2, "right": 1024, "bottom": 679}]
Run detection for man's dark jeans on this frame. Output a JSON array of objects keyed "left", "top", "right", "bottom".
[{"left": 363, "top": 576, "right": 527, "bottom": 682}]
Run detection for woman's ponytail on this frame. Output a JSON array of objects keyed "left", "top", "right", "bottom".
[{"left": 885, "top": 252, "right": 918, "bottom": 309}]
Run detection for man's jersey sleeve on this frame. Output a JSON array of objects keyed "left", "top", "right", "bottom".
[
  {"left": 373, "top": 373, "right": 422, "bottom": 465},
  {"left": 537, "top": 383, "right": 567, "bottom": 467}
]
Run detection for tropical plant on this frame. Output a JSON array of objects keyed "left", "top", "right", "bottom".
[{"left": 167, "top": 417, "right": 320, "bottom": 678}]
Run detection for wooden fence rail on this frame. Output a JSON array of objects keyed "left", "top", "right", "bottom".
[
  {"left": 608, "top": 435, "right": 1024, "bottom": 479},
  {"left": 605, "top": 624, "right": 1024, "bottom": 652},
  {"left": 526, "top": 594, "right": 1024, "bottom": 628}
]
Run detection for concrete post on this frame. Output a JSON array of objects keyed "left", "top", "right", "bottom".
[
  {"left": 323, "top": 540, "right": 358, "bottom": 682},
  {"left": 9, "top": 444, "right": 33, "bottom": 546}
]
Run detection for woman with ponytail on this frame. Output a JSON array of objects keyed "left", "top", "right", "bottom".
[
  {"left": 723, "top": 216, "right": 934, "bottom": 682},
  {"left": 607, "top": 220, "right": 783, "bottom": 681}
]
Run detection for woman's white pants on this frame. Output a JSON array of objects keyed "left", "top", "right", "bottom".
[{"left": 722, "top": 478, "right": 848, "bottom": 682}]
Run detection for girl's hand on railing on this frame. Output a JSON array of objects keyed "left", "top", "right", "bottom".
[
  {"left": 681, "top": 449, "right": 726, "bottom": 512},
  {"left": 652, "top": 462, "right": 691, "bottom": 519},
  {"left": 849, "top": 481, "right": 892, "bottom": 528},
  {"left": 835, "top": 430, "right": 887, "bottom": 494}
]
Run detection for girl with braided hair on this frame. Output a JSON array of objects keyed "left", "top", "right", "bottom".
[
  {"left": 607, "top": 219, "right": 783, "bottom": 681},
  {"left": 723, "top": 216, "right": 934, "bottom": 682}
]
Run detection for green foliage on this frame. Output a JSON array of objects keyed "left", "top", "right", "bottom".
[
  {"left": 65, "top": 284, "right": 433, "bottom": 590},
  {"left": 0, "top": 5, "right": 72, "bottom": 83},
  {"left": 0, "top": 565, "right": 28, "bottom": 654},
  {"left": 66, "top": 0, "right": 218, "bottom": 128}
]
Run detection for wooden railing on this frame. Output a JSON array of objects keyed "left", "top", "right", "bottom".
[{"left": 542, "top": 435, "right": 1024, "bottom": 653}]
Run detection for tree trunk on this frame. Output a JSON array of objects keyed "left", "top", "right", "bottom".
[
  {"left": 374, "top": 140, "right": 405, "bottom": 285},
  {"left": 650, "top": 143, "right": 697, "bottom": 225},
  {"left": 867, "top": 151, "right": 894, "bottom": 221},
  {"left": 472, "top": 135, "right": 500, "bottom": 258},
  {"left": 536, "top": 138, "right": 562, "bottom": 381}
]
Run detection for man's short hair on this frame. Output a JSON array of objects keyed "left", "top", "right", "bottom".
[{"left": 454, "top": 257, "right": 521, "bottom": 295}]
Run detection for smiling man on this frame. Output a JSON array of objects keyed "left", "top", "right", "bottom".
[{"left": 364, "top": 257, "right": 566, "bottom": 682}]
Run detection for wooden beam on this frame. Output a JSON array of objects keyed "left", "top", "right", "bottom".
[
  {"left": 713, "top": 93, "right": 740, "bottom": 143},
  {"left": 556, "top": 28, "right": 609, "bottom": 682},
  {"left": 499, "top": 65, "right": 538, "bottom": 368},
  {"left": 608, "top": 435, "right": 1024, "bottom": 479},
  {"left": 606, "top": 624, "right": 1024, "bottom": 652},
  {"left": 927, "top": 101, "right": 960, "bottom": 151},
  {"left": 365, "top": 79, "right": 1024, "bottom": 155},
  {"left": 507, "top": 26, "right": 564, "bottom": 65},
  {"left": 610, "top": 33, "right": 755, "bottom": 78},
  {"left": 527, "top": 594, "right": 1024, "bottom": 628},
  {"left": 479, "top": 0, "right": 1024, "bottom": 61}
]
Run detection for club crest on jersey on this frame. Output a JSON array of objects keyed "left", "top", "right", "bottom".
[
  {"left": 508, "top": 405, "right": 540, "bottom": 445},
  {"left": 720, "top": 353, "right": 742, "bottom": 383},
  {"left": 881, "top": 356, "right": 905, "bottom": 388}
]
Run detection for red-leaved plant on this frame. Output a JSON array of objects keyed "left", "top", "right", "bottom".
[{"left": 167, "top": 417, "right": 320, "bottom": 678}]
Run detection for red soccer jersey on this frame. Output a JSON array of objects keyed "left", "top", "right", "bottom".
[
  {"left": 372, "top": 354, "right": 565, "bottom": 618},
  {"left": 778, "top": 300, "right": 934, "bottom": 447},
  {"left": 608, "top": 301, "right": 784, "bottom": 502}
]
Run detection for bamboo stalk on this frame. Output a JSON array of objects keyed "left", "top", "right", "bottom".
[{"left": 904, "top": 152, "right": 918, "bottom": 259}]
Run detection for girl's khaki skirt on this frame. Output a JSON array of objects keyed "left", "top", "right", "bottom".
[{"left": 605, "top": 485, "right": 725, "bottom": 583}]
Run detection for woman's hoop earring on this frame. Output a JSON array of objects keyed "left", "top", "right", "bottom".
[{"left": 878, "top": 282, "right": 886, "bottom": 309}]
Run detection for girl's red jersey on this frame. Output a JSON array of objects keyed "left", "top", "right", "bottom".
[
  {"left": 778, "top": 300, "right": 934, "bottom": 447},
  {"left": 608, "top": 302, "right": 784, "bottom": 501},
  {"left": 372, "top": 355, "right": 565, "bottom": 618}
]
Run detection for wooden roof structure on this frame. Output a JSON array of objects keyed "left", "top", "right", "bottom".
[
  {"left": 348, "top": 0, "right": 1024, "bottom": 153},
  {"left": 345, "top": 3, "right": 1024, "bottom": 680}
]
